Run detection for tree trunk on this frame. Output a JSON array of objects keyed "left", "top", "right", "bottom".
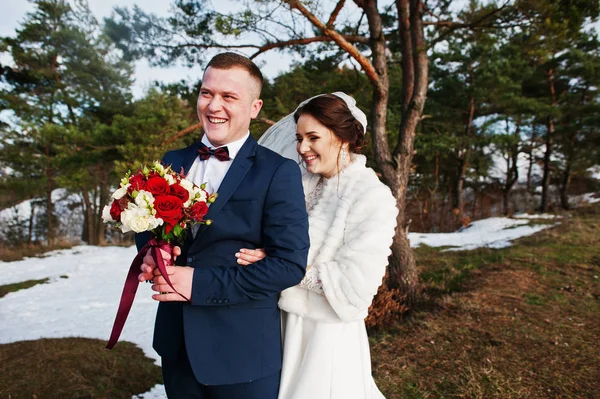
[
  {"left": 82, "top": 189, "right": 95, "bottom": 244},
  {"left": 453, "top": 70, "right": 475, "bottom": 217},
  {"left": 384, "top": 0, "right": 428, "bottom": 305},
  {"left": 503, "top": 118, "right": 520, "bottom": 215},
  {"left": 541, "top": 69, "right": 557, "bottom": 212},
  {"left": 560, "top": 161, "right": 572, "bottom": 210},
  {"left": 28, "top": 202, "right": 36, "bottom": 244},
  {"left": 453, "top": 159, "right": 467, "bottom": 214},
  {"left": 97, "top": 168, "right": 109, "bottom": 245},
  {"left": 427, "top": 152, "right": 439, "bottom": 230},
  {"left": 527, "top": 126, "right": 536, "bottom": 193},
  {"left": 540, "top": 119, "right": 553, "bottom": 212},
  {"left": 45, "top": 158, "right": 54, "bottom": 246}
]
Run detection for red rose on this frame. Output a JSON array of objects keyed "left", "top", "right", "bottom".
[
  {"left": 129, "top": 173, "right": 147, "bottom": 192},
  {"left": 110, "top": 199, "right": 123, "bottom": 222},
  {"left": 154, "top": 195, "right": 184, "bottom": 233},
  {"left": 146, "top": 176, "right": 169, "bottom": 196},
  {"left": 189, "top": 201, "right": 209, "bottom": 221},
  {"left": 169, "top": 183, "right": 190, "bottom": 203}
]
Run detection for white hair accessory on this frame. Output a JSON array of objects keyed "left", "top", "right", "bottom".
[
  {"left": 258, "top": 92, "right": 367, "bottom": 161},
  {"left": 330, "top": 92, "right": 367, "bottom": 134}
]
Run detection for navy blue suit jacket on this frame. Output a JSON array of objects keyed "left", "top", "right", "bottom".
[{"left": 136, "top": 136, "right": 309, "bottom": 385}]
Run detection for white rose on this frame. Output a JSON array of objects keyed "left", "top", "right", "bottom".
[
  {"left": 111, "top": 184, "right": 130, "bottom": 200},
  {"left": 180, "top": 178, "right": 196, "bottom": 206},
  {"left": 135, "top": 190, "right": 155, "bottom": 209},
  {"left": 180, "top": 178, "right": 194, "bottom": 191},
  {"left": 164, "top": 174, "right": 176, "bottom": 185},
  {"left": 185, "top": 188, "right": 207, "bottom": 207},
  {"left": 101, "top": 204, "right": 114, "bottom": 223},
  {"left": 120, "top": 204, "right": 163, "bottom": 233},
  {"left": 193, "top": 187, "right": 208, "bottom": 203}
]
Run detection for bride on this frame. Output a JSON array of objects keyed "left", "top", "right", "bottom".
[{"left": 237, "top": 92, "right": 398, "bottom": 399}]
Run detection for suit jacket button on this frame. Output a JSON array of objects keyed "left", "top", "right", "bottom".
[
  {"left": 224, "top": 299, "right": 229, "bottom": 303},
  {"left": 206, "top": 299, "right": 211, "bottom": 304},
  {"left": 187, "top": 257, "right": 193, "bottom": 263},
  {"left": 218, "top": 299, "right": 223, "bottom": 304}
]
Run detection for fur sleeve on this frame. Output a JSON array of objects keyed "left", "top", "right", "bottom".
[{"left": 317, "top": 175, "right": 398, "bottom": 321}]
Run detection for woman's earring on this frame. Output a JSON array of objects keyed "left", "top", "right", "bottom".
[{"left": 340, "top": 148, "right": 348, "bottom": 164}]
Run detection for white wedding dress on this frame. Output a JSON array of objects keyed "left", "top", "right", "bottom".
[
  {"left": 278, "top": 312, "right": 385, "bottom": 399},
  {"left": 275, "top": 171, "right": 387, "bottom": 399}
]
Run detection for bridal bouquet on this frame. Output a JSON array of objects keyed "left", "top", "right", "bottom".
[{"left": 103, "top": 161, "right": 215, "bottom": 349}]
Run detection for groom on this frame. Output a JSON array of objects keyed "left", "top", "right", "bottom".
[{"left": 137, "top": 53, "right": 309, "bottom": 398}]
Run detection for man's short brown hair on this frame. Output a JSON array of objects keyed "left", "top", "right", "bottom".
[{"left": 206, "top": 52, "right": 263, "bottom": 98}]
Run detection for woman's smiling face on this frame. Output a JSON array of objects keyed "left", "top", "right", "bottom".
[{"left": 296, "top": 114, "right": 344, "bottom": 178}]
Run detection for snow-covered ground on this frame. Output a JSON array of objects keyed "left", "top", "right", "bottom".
[
  {"left": 0, "top": 214, "right": 563, "bottom": 398},
  {"left": 408, "top": 217, "right": 558, "bottom": 251}
]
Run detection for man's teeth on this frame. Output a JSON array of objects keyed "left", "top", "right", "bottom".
[{"left": 208, "top": 117, "right": 227, "bottom": 124}]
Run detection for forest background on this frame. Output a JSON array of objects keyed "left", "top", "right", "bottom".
[{"left": 1, "top": 0, "right": 599, "bottom": 311}]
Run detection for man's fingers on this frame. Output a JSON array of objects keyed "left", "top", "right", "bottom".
[
  {"left": 152, "top": 266, "right": 177, "bottom": 281},
  {"left": 142, "top": 254, "right": 156, "bottom": 267},
  {"left": 151, "top": 283, "right": 173, "bottom": 292},
  {"left": 152, "top": 292, "right": 187, "bottom": 302},
  {"left": 158, "top": 248, "right": 172, "bottom": 261},
  {"left": 141, "top": 264, "right": 155, "bottom": 273}
]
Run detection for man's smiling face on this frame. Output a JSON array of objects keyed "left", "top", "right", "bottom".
[{"left": 197, "top": 66, "right": 263, "bottom": 147}]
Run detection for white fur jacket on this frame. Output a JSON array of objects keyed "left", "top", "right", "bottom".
[{"left": 278, "top": 155, "right": 398, "bottom": 322}]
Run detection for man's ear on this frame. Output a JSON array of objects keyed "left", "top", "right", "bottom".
[{"left": 250, "top": 99, "right": 263, "bottom": 119}]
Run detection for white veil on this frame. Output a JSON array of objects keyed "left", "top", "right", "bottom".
[{"left": 258, "top": 92, "right": 367, "bottom": 161}]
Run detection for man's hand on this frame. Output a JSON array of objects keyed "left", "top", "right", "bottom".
[
  {"left": 138, "top": 246, "right": 181, "bottom": 282},
  {"left": 150, "top": 265, "right": 193, "bottom": 302}
]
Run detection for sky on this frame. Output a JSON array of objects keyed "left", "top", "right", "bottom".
[
  {"left": 2, "top": 1, "right": 598, "bottom": 99},
  {"left": 0, "top": 199, "right": 570, "bottom": 398},
  {"left": 0, "top": 0, "right": 297, "bottom": 98}
]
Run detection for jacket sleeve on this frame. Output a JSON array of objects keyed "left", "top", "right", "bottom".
[
  {"left": 190, "top": 159, "right": 309, "bottom": 305},
  {"left": 316, "top": 180, "right": 398, "bottom": 321}
]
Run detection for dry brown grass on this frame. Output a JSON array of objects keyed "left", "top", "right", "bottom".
[
  {"left": 371, "top": 204, "right": 600, "bottom": 398},
  {"left": 0, "top": 240, "right": 76, "bottom": 262},
  {"left": 0, "top": 338, "right": 162, "bottom": 399}
]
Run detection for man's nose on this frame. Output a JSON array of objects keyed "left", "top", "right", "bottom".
[{"left": 207, "top": 96, "right": 223, "bottom": 112}]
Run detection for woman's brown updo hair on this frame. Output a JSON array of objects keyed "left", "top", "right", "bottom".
[{"left": 293, "top": 94, "right": 365, "bottom": 153}]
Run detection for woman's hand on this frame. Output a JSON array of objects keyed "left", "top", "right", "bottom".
[{"left": 235, "top": 248, "right": 266, "bottom": 266}]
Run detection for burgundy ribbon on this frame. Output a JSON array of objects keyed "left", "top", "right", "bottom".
[{"left": 105, "top": 238, "right": 189, "bottom": 350}]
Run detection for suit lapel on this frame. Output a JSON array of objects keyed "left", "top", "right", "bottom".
[
  {"left": 181, "top": 141, "right": 202, "bottom": 176},
  {"left": 191, "top": 136, "right": 257, "bottom": 248}
]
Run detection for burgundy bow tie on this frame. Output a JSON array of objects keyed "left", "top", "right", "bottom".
[{"left": 197, "top": 143, "right": 230, "bottom": 161}]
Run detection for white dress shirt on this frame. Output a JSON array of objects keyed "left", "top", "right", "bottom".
[{"left": 187, "top": 132, "right": 250, "bottom": 194}]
